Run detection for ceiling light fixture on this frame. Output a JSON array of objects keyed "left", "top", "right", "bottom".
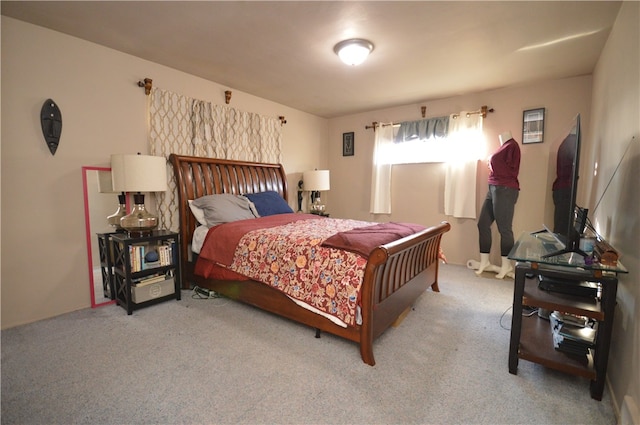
[{"left": 334, "top": 38, "right": 374, "bottom": 66}]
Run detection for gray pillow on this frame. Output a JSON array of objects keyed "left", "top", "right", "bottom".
[
  {"left": 188, "top": 200, "right": 207, "bottom": 225},
  {"left": 191, "top": 194, "right": 257, "bottom": 227}
]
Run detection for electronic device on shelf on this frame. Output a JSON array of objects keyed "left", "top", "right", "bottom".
[
  {"left": 534, "top": 113, "right": 589, "bottom": 259},
  {"left": 549, "top": 310, "right": 596, "bottom": 358},
  {"left": 538, "top": 275, "right": 599, "bottom": 299}
]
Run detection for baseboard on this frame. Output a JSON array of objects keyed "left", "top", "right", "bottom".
[{"left": 619, "top": 395, "right": 640, "bottom": 425}]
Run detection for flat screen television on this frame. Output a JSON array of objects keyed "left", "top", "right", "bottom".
[{"left": 541, "top": 113, "right": 589, "bottom": 258}]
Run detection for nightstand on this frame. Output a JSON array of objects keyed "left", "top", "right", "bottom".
[
  {"left": 96, "top": 231, "right": 119, "bottom": 300},
  {"left": 110, "top": 230, "right": 181, "bottom": 315}
]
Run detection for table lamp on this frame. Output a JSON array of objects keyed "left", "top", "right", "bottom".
[
  {"left": 110, "top": 153, "right": 167, "bottom": 237},
  {"left": 96, "top": 170, "right": 127, "bottom": 229},
  {"left": 302, "top": 169, "right": 330, "bottom": 213}
]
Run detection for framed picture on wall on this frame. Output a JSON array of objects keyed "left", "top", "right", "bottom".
[
  {"left": 522, "top": 108, "right": 545, "bottom": 144},
  {"left": 342, "top": 132, "right": 355, "bottom": 156}
]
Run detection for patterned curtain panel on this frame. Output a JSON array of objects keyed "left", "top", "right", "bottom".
[
  {"left": 148, "top": 88, "right": 192, "bottom": 232},
  {"left": 148, "top": 87, "right": 282, "bottom": 231},
  {"left": 192, "top": 99, "right": 228, "bottom": 159}
]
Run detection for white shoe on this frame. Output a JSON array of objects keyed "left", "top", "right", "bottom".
[
  {"left": 475, "top": 253, "right": 491, "bottom": 275},
  {"left": 496, "top": 256, "right": 513, "bottom": 279}
]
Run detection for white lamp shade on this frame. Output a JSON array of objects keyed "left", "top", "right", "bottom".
[
  {"left": 110, "top": 154, "right": 167, "bottom": 193},
  {"left": 303, "top": 170, "right": 330, "bottom": 191},
  {"left": 97, "top": 170, "right": 116, "bottom": 193},
  {"left": 334, "top": 39, "right": 374, "bottom": 66}
]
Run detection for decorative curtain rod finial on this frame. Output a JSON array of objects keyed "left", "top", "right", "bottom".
[
  {"left": 225, "top": 90, "right": 232, "bottom": 104},
  {"left": 137, "top": 78, "right": 152, "bottom": 95},
  {"left": 481, "top": 105, "right": 495, "bottom": 118},
  {"left": 365, "top": 121, "right": 379, "bottom": 131}
]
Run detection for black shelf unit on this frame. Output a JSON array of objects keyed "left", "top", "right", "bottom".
[
  {"left": 96, "top": 231, "right": 120, "bottom": 300},
  {"left": 110, "top": 230, "right": 181, "bottom": 315},
  {"left": 509, "top": 263, "right": 618, "bottom": 400}
]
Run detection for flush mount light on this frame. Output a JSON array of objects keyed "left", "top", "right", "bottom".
[{"left": 333, "top": 38, "right": 374, "bottom": 66}]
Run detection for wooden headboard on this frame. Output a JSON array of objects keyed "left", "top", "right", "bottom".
[{"left": 168, "top": 154, "right": 289, "bottom": 279}]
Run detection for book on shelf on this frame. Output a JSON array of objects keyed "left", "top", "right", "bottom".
[
  {"left": 127, "top": 240, "right": 175, "bottom": 272},
  {"left": 158, "top": 243, "right": 173, "bottom": 266},
  {"left": 133, "top": 273, "right": 169, "bottom": 287}
]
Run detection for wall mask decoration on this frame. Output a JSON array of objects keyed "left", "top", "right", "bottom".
[{"left": 40, "top": 99, "right": 62, "bottom": 155}]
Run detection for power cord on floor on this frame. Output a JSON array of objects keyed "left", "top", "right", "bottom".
[
  {"left": 499, "top": 305, "right": 539, "bottom": 330},
  {"left": 500, "top": 306, "right": 512, "bottom": 330},
  {"left": 191, "top": 286, "right": 222, "bottom": 299}
]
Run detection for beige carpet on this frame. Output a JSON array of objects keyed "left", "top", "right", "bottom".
[{"left": 1, "top": 264, "right": 615, "bottom": 424}]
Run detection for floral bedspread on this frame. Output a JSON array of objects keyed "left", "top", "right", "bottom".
[{"left": 225, "top": 217, "right": 372, "bottom": 327}]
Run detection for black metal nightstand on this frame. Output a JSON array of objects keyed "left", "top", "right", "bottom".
[{"left": 110, "top": 230, "right": 181, "bottom": 315}]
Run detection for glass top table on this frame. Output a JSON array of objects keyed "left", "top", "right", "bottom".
[{"left": 508, "top": 231, "right": 627, "bottom": 275}]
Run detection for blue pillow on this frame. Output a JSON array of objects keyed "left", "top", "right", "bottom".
[{"left": 243, "top": 191, "right": 293, "bottom": 216}]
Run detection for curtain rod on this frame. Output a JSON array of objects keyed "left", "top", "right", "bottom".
[
  {"left": 137, "top": 77, "right": 287, "bottom": 125},
  {"left": 137, "top": 78, "right": 153, "bottom": 95},
  {"left": 451, "top": 105, "right": 494, "bottom": 119},
  {"left": 365, "top": 105, "right": 494, "bottom": 131},
  {"left": 365, "top": 122, "right": 399, "bottom": 131}
]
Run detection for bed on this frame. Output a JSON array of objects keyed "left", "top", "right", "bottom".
[{"left": 169, "top": 154, "right": 451, "bottom": 365}]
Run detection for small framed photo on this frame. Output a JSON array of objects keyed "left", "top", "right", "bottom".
[
  {"left": 342, "top": 132, "right": 354, "bottom": 156},
  {"left": 522, "top": 108, "right": 545, "bottom": 144}
]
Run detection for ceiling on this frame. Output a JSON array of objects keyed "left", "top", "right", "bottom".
[{"left": 1, "top": 1, "right": 622, "bottom": 118}]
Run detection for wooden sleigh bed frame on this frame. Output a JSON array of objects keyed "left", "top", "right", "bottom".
[{"left": 169, "top": 154, "right": 451, "bottom": 366}]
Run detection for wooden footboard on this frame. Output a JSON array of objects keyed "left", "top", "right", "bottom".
[
  {"left": 169, "top": 153, "right": 450, "bottom": 366},
  {"left": 359, "top": 221, "right": 451, "bottom": 365}
]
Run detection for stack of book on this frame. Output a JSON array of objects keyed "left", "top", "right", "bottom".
[{"left": 132, "top": 273, "right": 169, "bottom": 287}]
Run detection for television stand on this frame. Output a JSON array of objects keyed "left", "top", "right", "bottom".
[{"left": 507, "top": 232, "right": 627, "bottom": 400}]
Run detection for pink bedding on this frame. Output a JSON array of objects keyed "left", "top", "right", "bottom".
[{"left": 195, "top": 214, "right": 374, "bottom": 326}]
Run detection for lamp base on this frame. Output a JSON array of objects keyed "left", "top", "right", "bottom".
[
  {"left": 310, "top": 196, "right": 326, "bottom": 213},
  {"left": 120, "top": 193, "right": 159, "bottom": 237},
  {"left": 107, "top": 193, "right": 127, "bottom": 229}
]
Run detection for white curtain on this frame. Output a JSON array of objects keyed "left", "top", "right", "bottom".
[
  {"left": 444, "top": 112, "right": 485, "bottom": 219},
  {"left": 370, "top": 123, "right": 395, "bottom": 214},
  {"left": 148, "top": 87, "right": 282, "bottom": 231}
]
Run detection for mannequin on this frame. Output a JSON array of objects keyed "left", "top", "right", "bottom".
[{"left": 471, "top": 130, "right": 521, "bottom": 279}]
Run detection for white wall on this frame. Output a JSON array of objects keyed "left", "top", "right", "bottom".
[
  {"left": 1, "top": 17, "right": 328, "bottom": 328},
  {"left": 327, "top": 76, "right": 592, "bottom": 266},
  {"left": 588, "top": 2, "right": 639, "bottom": 420}
]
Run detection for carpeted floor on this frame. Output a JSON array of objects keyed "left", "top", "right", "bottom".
[{"left": 1, "top": 264, "right": 615, "bottom": 424}]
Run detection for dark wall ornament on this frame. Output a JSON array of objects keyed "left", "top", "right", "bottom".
[
  {"left": 342, "top": 132, "right": 354, "bottom": 156},
  {"left": 40, "top": 99, "right": 62, "bottom": 155}
]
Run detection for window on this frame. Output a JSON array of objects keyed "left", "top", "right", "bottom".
[{"left": 383, "top": 114, "right": 486, "bottom": 164}]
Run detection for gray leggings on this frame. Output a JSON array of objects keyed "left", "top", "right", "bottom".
[{"left": 477, "top": 185, "right": 519, "bottom": 256}]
